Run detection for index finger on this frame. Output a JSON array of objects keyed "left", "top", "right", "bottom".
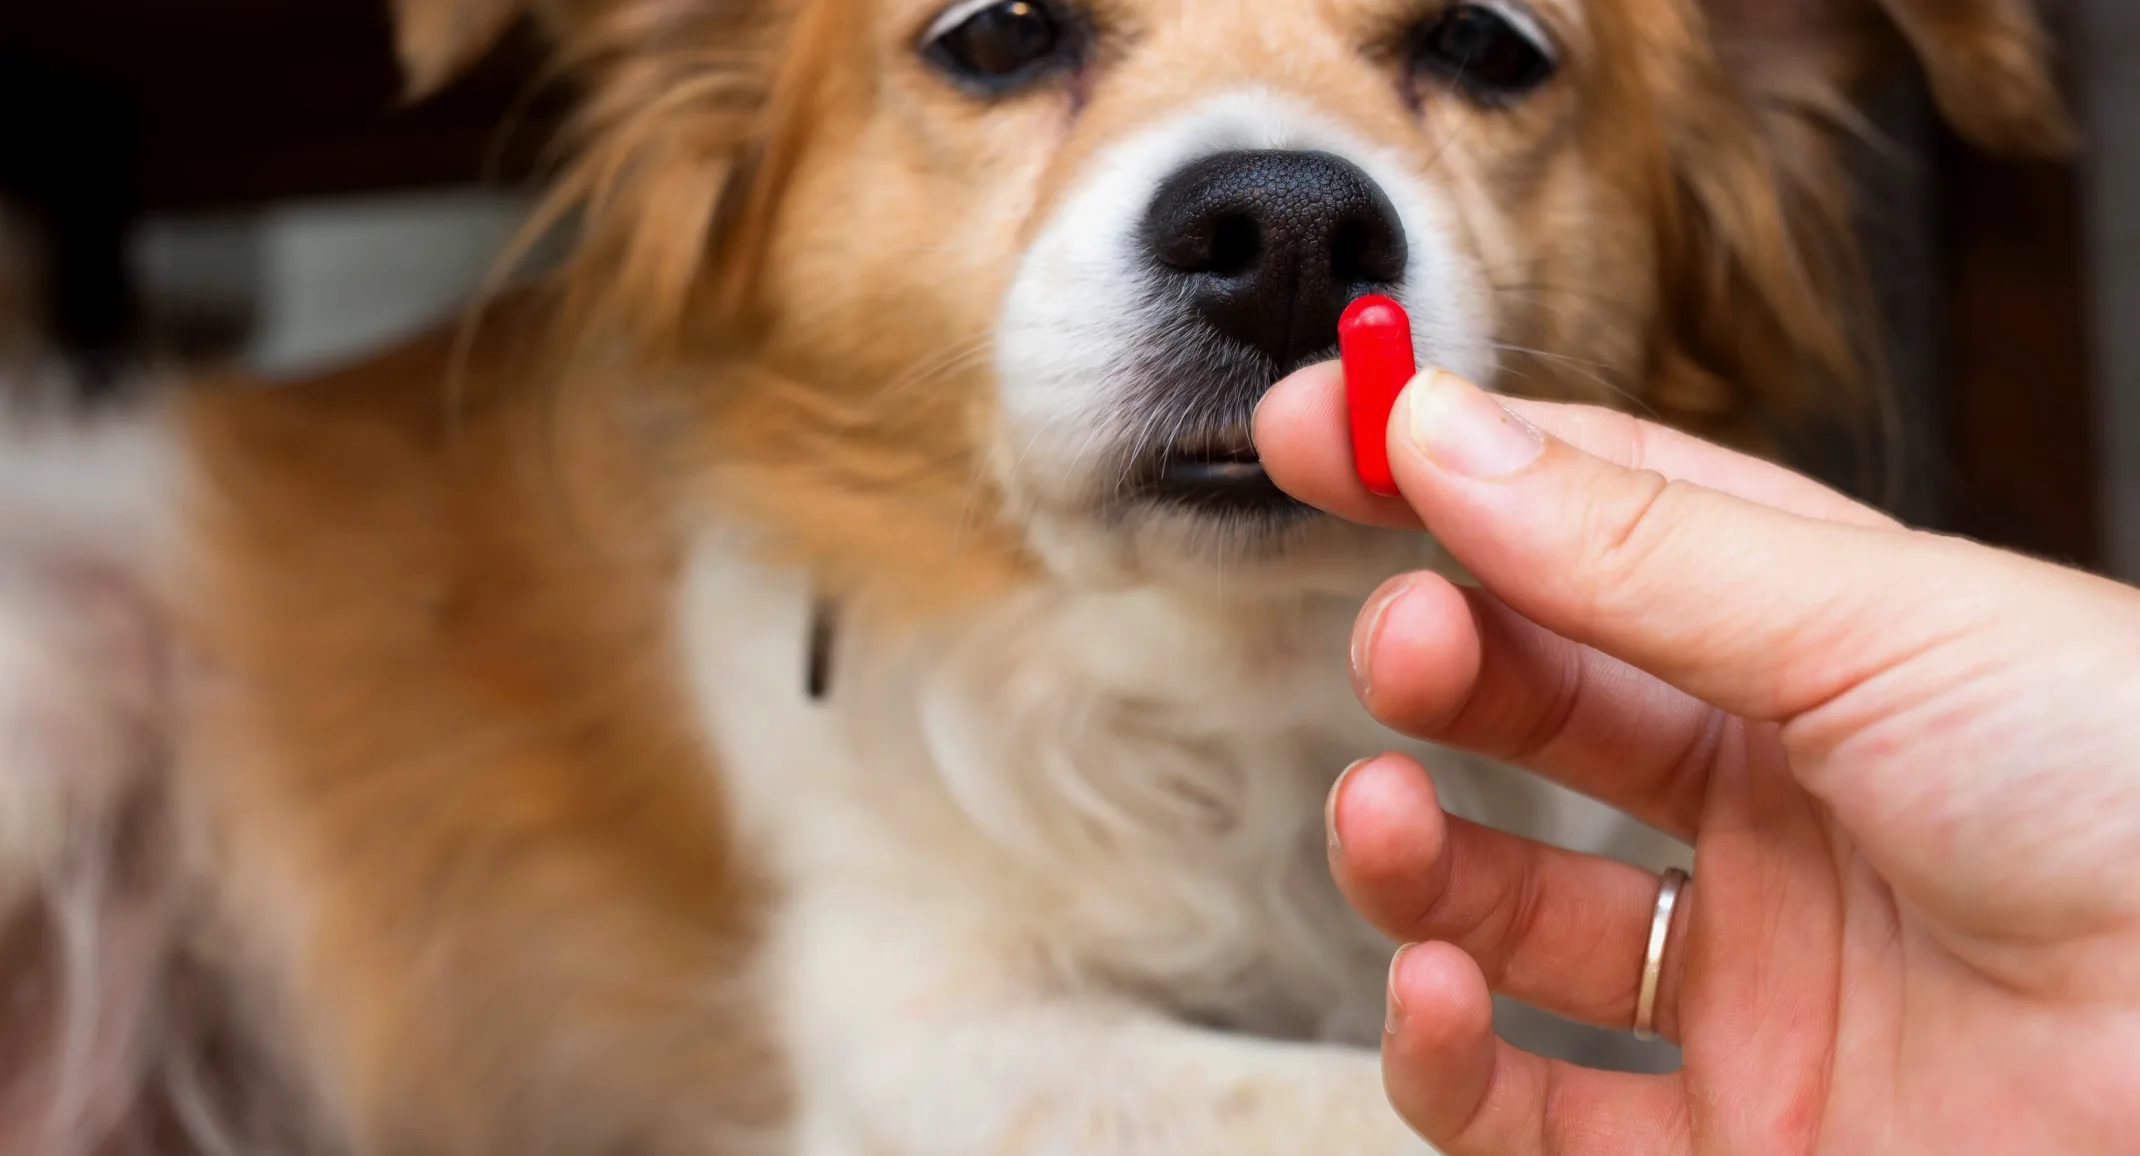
[
  {"left": 1253, "top": 361, "right": 1898, "bottom": 532},
  {"left": 1373, "top": 370, "right": 2005, "bottom": 724}
]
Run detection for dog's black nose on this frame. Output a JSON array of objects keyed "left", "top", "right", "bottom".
[{"left": 1144, "top": 150, "right": 1407, "bottom": 372}]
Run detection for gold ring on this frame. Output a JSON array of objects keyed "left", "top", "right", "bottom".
[{"left": 1633, "top": 867, "right": 1688, "bottom": 1041}]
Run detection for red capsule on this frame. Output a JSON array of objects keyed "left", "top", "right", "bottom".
[{"left": 1338, "top": 294, "right": 1414, "bottom": 497}]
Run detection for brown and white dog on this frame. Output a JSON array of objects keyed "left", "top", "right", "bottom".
[{"left": 0, "top": 0, "right": 2068, "bottom": 1152}]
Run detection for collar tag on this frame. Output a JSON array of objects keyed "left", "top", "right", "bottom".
[{"left": 805, "top": 595, "right": 839, "bottom": 702}]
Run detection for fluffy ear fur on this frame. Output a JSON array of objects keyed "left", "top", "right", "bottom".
[
  {"left": 1704, "top": 0, "right": 2073, "bottom": 155},
  {"left": 391, "top": 0, "right": 608, "bottom": 99},
  {"left": 392, "top": 0, "right": 533, "bottom": 98},
  {"left": 1868, "top": 0, "right": 2074, "bottom": 154},
  {"left": 1630, "top": 0, "right": 2071, "bottom": 451},
  {"left": 531, "top": 0, "right": 850, "bottom": 350},
  {"left": 389, "top": 0, "right": 841, "bottom": 350}
]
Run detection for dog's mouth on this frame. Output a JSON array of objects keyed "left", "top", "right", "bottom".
[
  {"left": 1136, "top": 426, "right": 1300, "bottom": 515},
  {"left": 1161, "top": 428, "right": 1264, "bottom": 483}
]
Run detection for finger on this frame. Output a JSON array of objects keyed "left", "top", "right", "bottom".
[
  {"left": 1254, "top": 361, "right": 1896, "bottom": 533},
  {"left": 1332, "top": 753, "right": 1688, "bottom": 1038},
  {"left": 1498, "top": 397, "right": 1894, "bottom": 529},
  {"left": 1382, "top": 942, "right": 1689, "bottom": 1156},
  {"left": 1253, "top": 361, "right": 1423, "bottom": 529},
  {"left": 1380, "top": 369, "right": 2007, "bottom": 722},
  {"left": 1349, "top": 572, "right": 1717, "bottom": 838}
]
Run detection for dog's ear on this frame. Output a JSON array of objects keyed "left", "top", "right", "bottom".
[
  {"left": 391, "top": 0, "right": 599, "bottom": 100},
  {"left": 1705, "top": 0, "right": 2074, "bottom": 155},
  {"left": 393, "top": 0, "right": 525, "bottom": 99},
  {"left": 1623, "top": 0, "right": 2068, "bottom": 454},
  {"left": 1866, "top": 0, "right": 2073, "bottom": 154}
]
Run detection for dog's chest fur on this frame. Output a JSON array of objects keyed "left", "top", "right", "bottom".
[{"left": 682, "top": 529, "right": 1570, "bottom": 1046}]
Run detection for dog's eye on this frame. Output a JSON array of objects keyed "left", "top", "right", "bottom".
[
  {"left": 922, "top": 0, "right": 1074, "bottom": 90},
  {"left": 1411, "top": 3, "right": 1556, "bottom": 105}
]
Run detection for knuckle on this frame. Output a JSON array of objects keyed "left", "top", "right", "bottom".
[
  {"left": 1491, "top": 854, "right": 1552, "bottom": 984},
  {"left": 1505, "top": 645, "right": 1585, "bottom": 764},
  {"left": 1571, "top": 468, "right": 1682, "bottom": 626},
  {"left": 1397, "top": 862, "right": 1458, "bottom": 938}
]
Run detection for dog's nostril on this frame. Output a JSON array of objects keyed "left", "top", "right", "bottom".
[
  {"left": 1206, "top": 214, "right": 1261, "bottom": 279},
  {"left": 1143, "top": 150, "right": 1408, "bottom": 374},
  {"left": 1331, "top": 217, "right": 1403, "bottom": 287}
]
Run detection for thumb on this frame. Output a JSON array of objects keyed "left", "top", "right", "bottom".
[{"left": 1384, "top": 370, "right": 2026, "bottom": 723}]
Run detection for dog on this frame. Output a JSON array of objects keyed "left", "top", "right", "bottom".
[{"left": 0, "top": 0, "right": 2068, "bottom": 1152}]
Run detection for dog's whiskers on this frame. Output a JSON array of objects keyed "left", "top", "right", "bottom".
[{"left": 1489, "top": 341, "right": 1658, "bottom": 418}]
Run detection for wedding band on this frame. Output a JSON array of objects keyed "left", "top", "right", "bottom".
[{"left": 1633, "top": 867, "right": 1688, "bottom": 1041}]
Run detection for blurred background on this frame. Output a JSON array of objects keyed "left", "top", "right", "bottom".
[{"left": 0, "top": 0, "right": 2131, "bottom": 582}]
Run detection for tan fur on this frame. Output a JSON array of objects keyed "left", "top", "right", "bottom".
[
  {"left": 177, "top": 306, "right": 783, "bottom": 1154},
  {"left": 72, "top": 0, "right": 2070, "bottom": 1151},
  {"left": 1872, "top": 0, "right": 2075, "bottom": 153},
  {"left": 396, "top": 0, "right": 530, "bottom": 98}
]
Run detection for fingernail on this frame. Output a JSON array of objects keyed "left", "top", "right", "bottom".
[
  {"left": 1405, "top": 370, "right": 1544, "bottom": 479},
  {"left": 1386, "top": 943, "right": 1415, "bottom": 1034},
  {"left": 1327, "top": 757, "right": 1373, "bottom": 861},
  {"left": 1350, "top": 580, "right": 1410, "bottom": 700}
]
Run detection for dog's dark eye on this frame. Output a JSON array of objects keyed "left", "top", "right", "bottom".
[
  {"left": 922, "top": 0, "right": 1073, "bottom": 90},
  {"left": 1411, "top": 3, "right": 1557, "bottom": 105}
]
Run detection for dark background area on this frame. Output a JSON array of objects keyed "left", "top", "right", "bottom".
[{"left": 0, "top": 0, "right": 2105, "bottom": 570}]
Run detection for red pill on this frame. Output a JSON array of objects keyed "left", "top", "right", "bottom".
[{"left": 1338, "top": 294, "right": 1415, "bottom": 497}]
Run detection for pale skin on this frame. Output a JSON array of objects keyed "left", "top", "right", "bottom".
[{"left": 1253, "top": 363, "right": 2140, "bottom": 1155}]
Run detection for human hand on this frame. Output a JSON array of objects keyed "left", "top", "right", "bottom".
[{"left": 1254, "top": 364, "right": 2140, "bottom": 1154}]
